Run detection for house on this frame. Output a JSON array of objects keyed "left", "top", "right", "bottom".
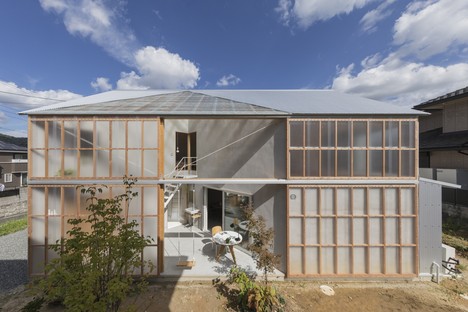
[
  {"left": 414, "top": 86, "right": 468, "bottom": 219},
  {"left": 0, "top": 140, "right": 28, "bottom": 191},
  {"left": 22, "top": 89, "right": 425, "bottom": 278}
]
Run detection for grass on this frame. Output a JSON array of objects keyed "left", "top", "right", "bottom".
[{"left": 0, "top": 216, "right": 27, "bottom": 237}]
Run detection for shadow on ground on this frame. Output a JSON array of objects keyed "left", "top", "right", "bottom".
[{"left": 0, "top": 260, "right": 28, "bottom": 293}]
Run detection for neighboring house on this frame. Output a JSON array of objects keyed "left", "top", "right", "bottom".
[
  {"left": 414, "top": 86, "right": 468, "bottom": 219},
  {"left": 22, "top": 90, "right": 429, "bottom": 278},
  {"left": 0, "top": 140, "right": 28, "bottom": 192}
]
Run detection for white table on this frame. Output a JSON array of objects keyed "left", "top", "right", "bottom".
[{"left": 213, "top": 231, "right": 243, "bottom": 264}]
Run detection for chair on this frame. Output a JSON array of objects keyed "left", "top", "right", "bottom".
[{"left": 211, "top": 226, "right": 222, "bottom": 251}]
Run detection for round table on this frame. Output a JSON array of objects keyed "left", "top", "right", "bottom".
[{"left": 213, "top": 231, "right": 243, "bottom": 264}]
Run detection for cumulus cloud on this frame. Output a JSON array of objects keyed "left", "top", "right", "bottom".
[
  {"left": 360, "top": 0, "right": 395, "bottom": 33},
  {"left": 91, "top": 77, "right": 113, "bottom": 92},
  {"left": 216, "top": 74, "right": 241, "bottom": 87},
  {"left": 40, "top": 0, "right": 200, "bottom": 89},
  {"left": 277, "top": 0, "right": 376, "bottom": 29}
]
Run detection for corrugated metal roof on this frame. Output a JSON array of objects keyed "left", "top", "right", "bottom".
[
  {"left": 414, "top": 85, "right": 468, "bottom": 110},
  {"left": 21, "top": 89, "right": 423, "bottom": 116}
]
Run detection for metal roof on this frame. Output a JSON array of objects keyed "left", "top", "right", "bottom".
[
  {"left": 0, "top": 140, "right": 27, "bottom": 152},
  {"left": 414, "top": 85, "right": 468, "bottom": 110},
  {"left": 21, "top": 89, "right": 423, "bottom": 116},
  {"left": 419, "top": 128, "right": 468, "bottom": 151}
]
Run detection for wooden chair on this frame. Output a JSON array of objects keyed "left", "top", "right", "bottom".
[{"left": 211, "top": 226, "right": 222, "bottom": 251}]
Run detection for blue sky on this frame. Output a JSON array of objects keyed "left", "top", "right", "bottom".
[{"left": 1, "top": 0, "right": 468, "bottom": 137}]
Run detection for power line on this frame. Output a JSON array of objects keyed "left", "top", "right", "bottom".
[{"left": 0, "top": 89, "right": 65, "bottom": 102}]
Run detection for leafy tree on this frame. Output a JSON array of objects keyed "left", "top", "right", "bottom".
[{"left": 39, "top": 177, "right": 154, "bottom": 312}]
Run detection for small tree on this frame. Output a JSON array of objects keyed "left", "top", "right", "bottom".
[{"left": 39, "top": 177, "right": 153, "bottom": 312}]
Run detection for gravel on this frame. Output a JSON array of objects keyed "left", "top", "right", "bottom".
[{"left": 0, "top": 229, "right": 28, "bottom": 294}]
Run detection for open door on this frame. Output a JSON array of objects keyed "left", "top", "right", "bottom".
[{"left": 175, "top": 132, "right": 196, "bottom": 170}]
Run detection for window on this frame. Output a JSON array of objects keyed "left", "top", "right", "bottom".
[{"left": 4, "top": 173, "right": 12, "bottom": 183}]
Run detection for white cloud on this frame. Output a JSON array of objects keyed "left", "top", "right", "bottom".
[
  {"left": 91, "top": 77, "right": 113, "bottom": 92},
  {"left": 277, "top": 0, "right": 376, "bottom": 29},
  {"left": 216, "top": 74, "right": 241, "bottom": 87},
  {"left": 332, "top": 55, "right": 468, "bottom": 105},
  {"left": 360, "top": 0, "right": 395, "bottom": 33},
  {"left": 116, "top": 46, "right": 200, "bottom": 90},
  {"left": 394, "top": 0, "right": 468, "bottom": 59}
]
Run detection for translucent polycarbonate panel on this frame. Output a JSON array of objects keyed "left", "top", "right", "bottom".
[
  {"left": 128, "top": 150, "right": 141, "bottom": 176},
  {"left": 47, "top": 249, "right": 60, "bottom": 263},
  {"left": 353, "top": 247, "right": 367, "bottom": 274},
  {"left": 400, "top": 188, "right": 414, "bottom": 215},
  {"left": 63, "top": 149, "right": 78, "bottom": 177},
  {"left": 31, "top": 188, "right": 45, "bottom": 215},
  {"left": 290, "top": 150, "right": 303, "bottom": 177},
  {"left": 305, "top": 150, "right": 319, "bottom": 176},
  {"left": 31, "top": 217, "right": 45, "bottom": 245},
  {"left": 143, "top": 217, "right": 158, "bottom": 241},
  {"left": 401, "top": 121, "right": 415, "bottom": 148},
  {"left": 385, "top": 218, "right": 399, "bottom": 244},
  {"left": 289, "top": 188, "right": 302, "bottom": 215},
  {"left": 289, "top": 121, "right": 303, "bottom": 147},
  {"left": 337, "top": 121, "right": 351, "bottom": 147},
  {"left": 305, "top": 247, "right": 319, "bottom": 274},
  {"left": 80, "top": 150, "right": 93, "bottom": 177},
  {"left": 369, "top": 121, "right": 383, "bottom": 147},
  {"left": 143, "top": 121, "right": 158, "bottom": 148},
  {"left": 304, "top": 188, "right": 318, "bottom": 215},
  {"left": 112, "top": 150, "right": 126, "bottom": 177},
  {"left": 32, "top": 121, "right": 46, "bottom": 148},
  {"left": 401, "top": 218, "right": 415, "bottom": 244},
  {"left": 48, "top": 150, "right": 61, "bottom": 177},
  {"left": 321, "top": 150, "right": 335, "bottom": 176},
  {"left": 96, "top": 121, "right": 109, "bottom": 148},
  {"left": 369, "top": 247, "right": 384, "bottom": 274},
  {"left": 369, "top": 150, "right": 383, "bottom": 176},
  {"left": 64, "top": 187, "right": 77, "bottom": 215},
  {"left": 369, "top": 218, "right": 383, "bottom": 244},
  {"left": 128, "top": 191, "right": 141, "bottom": 215},
  {"left": 385, "top": 188, "right": 399, "bottom": 215},
  {"left": 127, "top": 121, "right": 141, "bottom": 148},
  {"left": 320, "top": 218, "right": 334, "bottom": 244},
  {"left": 143, "top": 187, "right": 158, "bottom": 215},
  {"left": 337, "top": 247, "right": 351, "bottom": 274},
  {"left": 289, "top": 218, "right": 303, "bottom": 244},
  {"left": 353, "top": 150, "right": 366, "bottom": 176},
  {"left": 31, "top": 247, "right": 45, "bottom": 274},
  {"left": 337, "top": 150, "right": 350, "bottom": 176},
  {"left": 321, "top": 121, "right": 335, "bottom": 147},
  {"left": 111, "top": 120, "right": 126, "bottom": 148},
  {"left": 143, "top": 150, "right": 158, "bottom": 177},
  {"left": 128, "top": 217, "right": 141, "bottom": 234},
  {"left": 305, "top": 218, "right": 319, "bottom": 245},
  {"left": 289, "top": 247, "right": 303, "bottom": 274},
  {"left": 79, "top": 121, "right": 94, "bottom": 148},
  {"left": 368, "top": 188, "right": 382, "bottom": 215},
  {"left": 143, "top": 246, "right": 158, "bottom": 274},
  {"left": 386, "top": 247, "right": 400, "bottom": 274},
  {"left": 385, "top": 150, "right": 398, "bottom": 177},
  {"left": 96, "top": 149, "right": 110, "bottom": 177},
  {"left": 385, "top": 121, "right": 399, "bottom": 147},
  {"left": 321, "top": 188, "right": 334, "bottom": 215},
  {"left": 353, "top": 188, "right": 366, "bottom": 215},
  {"left": 305, "top": 120, "right": 319, "bottom": 147},
  {"left": 321, "top": 247, "right": 335, "bottom": 274},
  {"left": 48, "top": 187, "right": 61, "bottom": 216},
  {"left": 48, "top": 120, "right": 62, "bottom": 148},
  {"left": 401, "top": 150, "right": 415, "bottom": 177},
  {"left": 64, "top": 121, "right": 78, "bottom": 148},
  {"left": 353, "top": 121, "right": 367, "bottom": 147},
  {"left": 337, "top": 218, "right": 351, "bottom": 244},
  {"left": 401, "top": 247, "right": 415, "bottom": 274},
  {"left": 32, "top": 150, "right": 45, "bottom": 177},
  {"left": 336, "top": 188, "right": 351, "bottom": 215},
  {"left": 48, "top": 217, "right": 61, "bottom": 245},
  {"left": 353, "top": 218, "right": 367, "bottom": 244}
]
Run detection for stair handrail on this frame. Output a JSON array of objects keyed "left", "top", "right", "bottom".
[{"left": 164, "top": 157, "right": 197, "bottom": 179}]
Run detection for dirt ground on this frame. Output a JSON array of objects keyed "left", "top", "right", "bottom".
[{"left": 2, "top": 259, "right": 468, "bottom": 312}]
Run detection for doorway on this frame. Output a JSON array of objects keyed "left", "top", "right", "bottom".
[
  {"left": 175, "top": 132, "right": 197, "bottom": 171},
  {"left": 207, "top": 189, "right": 223, "bottom": 229}
]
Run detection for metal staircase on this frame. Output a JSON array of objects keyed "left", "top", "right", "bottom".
[{"left": 164, "top": 157, "right": 197, "bottom": 208}]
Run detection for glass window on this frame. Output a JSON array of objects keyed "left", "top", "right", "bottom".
[
  {"left": 353, "top": 150, "right": 367, "bottom": 176},
  {"left": 321, "top": 150, "right": 335, "bottom": 176},
  {"left": 290, "top": 150, "right": 303, "bottom": 176},
  {"left": 48, "top": 120, "right": 62, "bottom": 149},
  {"left": 337, "top": 150, "right": 350, "bottom": 176},
  {"left": 321, "top": 121, "right": 335, "bottom": 147},
  {"left": 305, "top": 121, "right": 319, "bottom": 147},
  {"left": 96, "top": 121, "right": 110, "bottom": 148},
  {"left": 369, "top": 150, "right": 383, "bottom": 176},
  {"left": 305, "top": 150, "right": 319, "bottom": 176},
  {"left": 353, "top": 121, "right": 367, "bottom": 147},
  {"left": 385, "top": 150, "right": 398, "bottom": 177},
  {"left": 337, "top": 121, "right": 351, "bottom": 147},
  {"left": 31, "top": 121, "right": 45, "bottom": 148},
  {"left": 369, "top": 121, "right": 383, "bottom": 147},
  {"left": 64, "top": 121, "right": 77, "bottom": 149},
  {"left": 290, "top": 121, "right": 303, "bottom": 147},
  {"left": 401, "top": 150, "right": 415, "bottom": 177},
  {"left": 80, "top": 121, "right": 94, "bottom": 148},
  {"left": 401, "top": 121, "right": 415, "bottom": 148},
  {"left": 385, "top": 121, "right": 399, "bottom": 147}
]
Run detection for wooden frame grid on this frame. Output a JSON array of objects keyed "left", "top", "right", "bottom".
[{"left": 286, "top": 184, "right": 418, "bottom": 277}]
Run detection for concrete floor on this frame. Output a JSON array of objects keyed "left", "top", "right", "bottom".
[{"left": 160, "top": 224, "right": 284, "bottom": 281}]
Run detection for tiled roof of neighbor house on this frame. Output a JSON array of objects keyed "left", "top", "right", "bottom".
[
  {"left": 419, "top": 128, "right": 468, "bottom": 151},
  {"left": 21, "top": 89, "right": 422, "bottom": 116},
  {"left": 414, "top": 86, "right": 468, "bottom": 110},
  {"left": 0, "top": 140, "right": 27, "bottom": 152}
]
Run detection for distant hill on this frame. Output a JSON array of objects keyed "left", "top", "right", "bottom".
[{"left": 0, "top": 133, "right": 27, "bottom": 147}]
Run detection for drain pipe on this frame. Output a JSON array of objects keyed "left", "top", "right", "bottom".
[{"left": 431, "top": 262, "right": 440, "bottom": 283}]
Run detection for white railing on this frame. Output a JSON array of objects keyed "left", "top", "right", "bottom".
[
  {"left": 12, "top": 159, "right": 28, "bottom": 163},
  {"left": 164, "top": 157, "right": 197, "bottom": 179}
]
